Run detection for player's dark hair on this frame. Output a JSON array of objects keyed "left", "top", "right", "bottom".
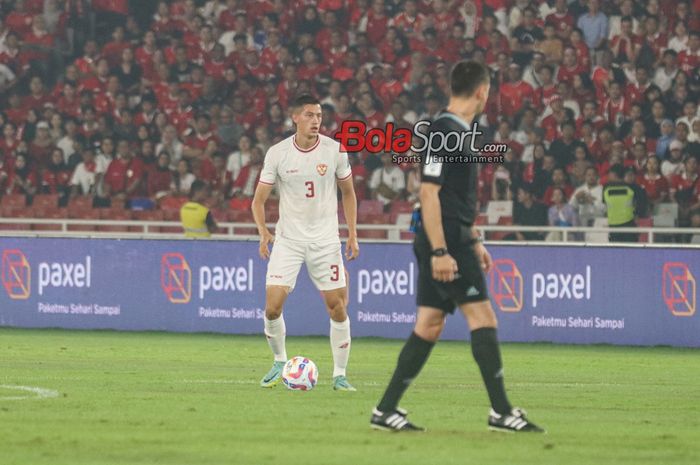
[
  {"left": 291, "top": 94, "right": 321, "bottom": 113},
  {"left": 450, "top": 61, "right": 490, "bottom": 98}
]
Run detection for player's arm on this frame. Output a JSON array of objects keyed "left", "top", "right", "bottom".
[
  {"left": 338, "top": 176, "right": 359, "bottom": 260},
  {"left": 419, "top": 182, "right": 458, "bottom": 282},
  {"left": 252, "top": 182, "right": 274, "bottom": 259}
]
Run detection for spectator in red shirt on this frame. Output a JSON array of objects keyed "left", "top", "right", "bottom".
[
  {"left": 5, "top": 153, "right": 37, "bottom": 196},
  {"left": 499, "top": 63, "right": 535, "bottom": 118},
  {"left": 147, "top": 152, "right": 174, "bottom": 199},
  {"left": 542, "top": 167, "right": 575, "bottom": 206},
  {"left": 103, "top": 139, "right": 145, "bottom": 201},
  {"left": 41, "top": 148, "right": 71, "bottom": 198},
  {"left": 678, "top": 32, "right": 700, "bottom": 74},
  {"left": 545, "top": 0, "right": 575, "bottom": 40},
  {"left": 637, "top": 155, "right": 670, "bottom": 205}
]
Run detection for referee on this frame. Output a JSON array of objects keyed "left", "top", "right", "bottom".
[{"left": 370, "top": 61, "right": 544, "bottom": 433}]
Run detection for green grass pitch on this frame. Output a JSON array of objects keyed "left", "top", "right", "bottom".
[{"left": 1, "top": 328, "right": 699, "bottom": 465}]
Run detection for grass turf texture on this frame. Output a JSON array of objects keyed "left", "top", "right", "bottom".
[{"left": 1, "top": 329, "right": 699, "bottom": 465}]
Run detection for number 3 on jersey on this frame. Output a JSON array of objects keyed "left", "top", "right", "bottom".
[{"left": 305, "top": 181, "right": 315, "bottom": 198}]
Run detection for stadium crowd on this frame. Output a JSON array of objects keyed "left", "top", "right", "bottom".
[{"left": 0, "top": 0, "right": 698, "bottom": 240}]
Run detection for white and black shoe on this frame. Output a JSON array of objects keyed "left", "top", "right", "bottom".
[
  {"left": 370, "top": 407, "right": 426, "bottom": 432},
  {"left": 488, "top": 407, "right": 545, "bottom": 433}
]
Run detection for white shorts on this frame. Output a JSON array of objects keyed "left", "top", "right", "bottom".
[{"left": 266, "top": 238, "right": 346, "bottom": 291}]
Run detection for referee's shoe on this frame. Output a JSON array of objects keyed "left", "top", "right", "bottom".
[
  {"left": 370, "top": 407, "right": 426, "bottom": 432},
  {"left": 488, "top": 407, "right": 545, "bottom": 433}
]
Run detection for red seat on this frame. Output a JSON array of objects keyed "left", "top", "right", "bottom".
[
  {"left": 159, "top": 223, "right": 184, "bottom": 234},
  {"left": 475, "top": 215, "right": 488, "bottom": 225},
  {"left": 68, "top": 195, "right": 93, "bottom": 210},
  {"left": 67, "top": 208, "right": 100, "bottom": 232},
  {"left": 1, "top": 194, "right": 27, "bottom": 209},
  {"left": 32, "top": 208, "right": 67, "bottom": 231},
  {"left": 390, "top": 201, "right": 414, "bottom": 215},
  {"left": 358, "top": 199, "right": 384, "bottom": 216},
  {"left": 99, "top": 208, "right": 133, "bottom": 220},
  {"left": 0, "top": 207, "right": 32, "bottom": 231},
  {"left": 358, "top": 213, "right": 391, "bottom": 224},
  {"left": 134, "top": 210, "right": 164, "bottom": 221},
  {"left": 160, "top": 195, "right": 187, "bottom": 211},
  {"left": 490, "top": 216, "right": 513, "bottom": 241},
  {"left": 229, "top": 210, "right": 254, "bottom": 222},
  {"left": 32, "top": 194, "right": 60, "bottom": 210},
  {"left": 162, "top": 209, "right": 181, "bottom": 221},
  {"left": 638, "top": 218, "right": 653, "bottom": 243}
]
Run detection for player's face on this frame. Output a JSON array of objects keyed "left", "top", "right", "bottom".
[{"left": 293, "top": 104, "right": 322, "bottom": 138}]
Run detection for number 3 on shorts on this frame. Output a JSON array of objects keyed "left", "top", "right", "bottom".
[{"left": 330, "top": 264, "right": 339, "bottom": 282}]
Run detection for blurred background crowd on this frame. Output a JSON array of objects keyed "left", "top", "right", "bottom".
[{"left": 0, "top": 0, "right": 698, "bottom": 240}]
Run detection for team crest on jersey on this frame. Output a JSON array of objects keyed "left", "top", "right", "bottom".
[{"left": 316, "top": 164, "right": 328, "bottom": 176}]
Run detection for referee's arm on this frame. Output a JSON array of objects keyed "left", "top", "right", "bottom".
[
  {"left": 419, "top": 183, "right": 448, "bottom": 251},
  {"left": 419, "top": 183, "right": 458, "bottom": 282}
]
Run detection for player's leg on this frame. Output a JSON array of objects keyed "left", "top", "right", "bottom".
[
  {"left": 459, "top": 300, "right": 544, "bottom": 433},
  {"left": 260, "top": 238, "right": 304, "bottom": 388},
  {"left": 320, "top": 286, "right": 355, "bottom": 391},
  {"left": 307, "top": 241, "right": 355, "bottom": 390},
  {"left": 371, "top": 305, "right": 447, "bottom": 432}
]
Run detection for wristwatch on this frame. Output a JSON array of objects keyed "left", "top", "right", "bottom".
[{"left": 431, "top": 247, "right": 448, "bottom": 257}]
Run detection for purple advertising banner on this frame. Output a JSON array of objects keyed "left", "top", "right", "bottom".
[{"left": 0, "top": 237, "right": 698, "bottom": 347}]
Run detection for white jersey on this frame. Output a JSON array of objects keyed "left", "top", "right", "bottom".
[{"left": 259, "top": 134, "right": 352, "bottom": 243}]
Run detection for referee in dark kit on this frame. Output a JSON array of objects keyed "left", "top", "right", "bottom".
[{"left": 370, "top": 61, "right": 544, "bottom": 433}]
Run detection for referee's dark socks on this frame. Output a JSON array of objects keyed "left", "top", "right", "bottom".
[
  {"left": 377, "top": 332, "right": 435, "bottom": 412},
  {"left": 471, "top": 327, "right": 512, "bottom": 415}
]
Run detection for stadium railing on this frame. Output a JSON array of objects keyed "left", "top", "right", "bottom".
[{"left": 1, "top": 217, "right": 700, "bottom": 246}]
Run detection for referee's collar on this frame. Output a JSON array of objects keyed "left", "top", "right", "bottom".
[{"left": 435, "top": 110, "right": 471, "bottom": 131}]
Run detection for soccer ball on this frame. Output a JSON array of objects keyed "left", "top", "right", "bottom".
[{"left": 282, "top": 356, "right": 318, "bottom": 391}]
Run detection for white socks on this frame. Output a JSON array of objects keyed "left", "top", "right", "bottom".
[
  {"left": 330, "top": 318, "right": 351, "bottom": 378},
  {"left": 264, "top": 315, "right": 287, "bottom": 362}
]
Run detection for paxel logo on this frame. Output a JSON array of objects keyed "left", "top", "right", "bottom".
[
  {"left": 489, "top": 259, "right": 523, "bottom": 312},
  {"left": 532, "top": 265, "right": 591, "bottom": 308},
  {"left": 38, "top": 256, "right": 91, "bottom": 296},
  {"left": 357, "top": 263, "right": 415, "bottom": 304},
  {"left": 161, "top": 253, "right": 192, "bottom": 303},
  {"left": 662, "top": 262, "right": 696, "bottom": 317},
  {"left": 161, "top": 253, "right": 254, "bottom": 303},
  {"left": 1, "top": 250, "right": 92, "bottom": 299},
  {"left": 2, "top": 249, "right": 31, "bottom": 300}
]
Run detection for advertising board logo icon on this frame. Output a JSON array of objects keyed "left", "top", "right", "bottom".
[
  {"left": 1, "top": 249, "right": 31, "bottom": 299},
  {"left": 161, "top": 253, "right": 191, "bottom": 304},
  {"left": 488, "top": 259, "right": 523, "bottom": 312},
  {"left": 662, "top": 262, "right": 695, "bottom": 317}
]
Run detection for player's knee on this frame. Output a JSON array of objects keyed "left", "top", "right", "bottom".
[
  {"left": 415, "top": 318, "right": 445, "bottom": 342},
  {"left": 265, "top": 305, "right": 283, "bottom": 320},
  {"left": 326, "top": 297, "right": 347, "bottom": 321}
]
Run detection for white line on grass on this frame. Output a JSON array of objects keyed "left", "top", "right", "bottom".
[{"left": 0, "top": 385, "right": 59, "bottom": 401}]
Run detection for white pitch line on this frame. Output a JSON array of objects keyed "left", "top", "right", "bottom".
[{"left": 0, "top": 385, "right": 59, "bottom": 401}]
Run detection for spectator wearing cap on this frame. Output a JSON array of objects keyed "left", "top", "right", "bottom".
[
  {"left": 661, "top": 141, "right": 685, "bottom": 179},
  {"left": 510, "top": 7, "right": 543, "bottom": 66}
]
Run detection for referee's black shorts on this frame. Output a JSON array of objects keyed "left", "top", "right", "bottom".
[{"left": 413, "top": 220, "right": 489, "bottom": 314}]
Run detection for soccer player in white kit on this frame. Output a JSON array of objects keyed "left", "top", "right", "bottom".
[{"left": 252, "top": 94, "right": 360, "bottom": 391}]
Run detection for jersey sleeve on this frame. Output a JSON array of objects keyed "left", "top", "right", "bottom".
[
  {"left": 421, "top": 155, "right": 447, "bottom": 185},
  {"left": 258, "top": 148, "right": 278, "bottom": 185},
  {"left": 336, "top": 149, "right": 352, "bottom": 180}
]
